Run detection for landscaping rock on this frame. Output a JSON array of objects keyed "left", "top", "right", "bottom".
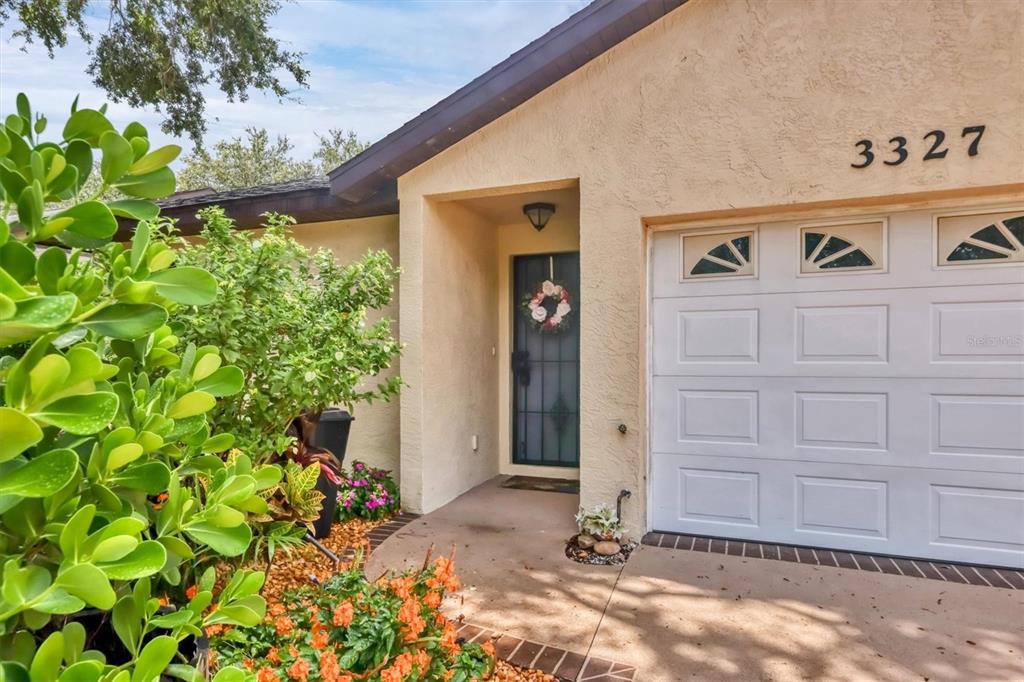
[
  {"left": 593, "top": 540, "right": 621, "bottom": 556},
  {"left": 576, "top": 533, "right": 596, "bottom": 549}
]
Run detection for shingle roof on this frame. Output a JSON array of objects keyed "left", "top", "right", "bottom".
[{"left": 159, "top": 176, "right": 330, "bottom": 209}]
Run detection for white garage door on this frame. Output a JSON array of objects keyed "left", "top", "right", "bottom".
[{"left": 649, "top": 205, "right": 1024, "bottom": 568}]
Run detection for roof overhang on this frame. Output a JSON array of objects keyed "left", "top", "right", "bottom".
[{"left": 327, "top": 0, "right": 686, "bottom": 204}]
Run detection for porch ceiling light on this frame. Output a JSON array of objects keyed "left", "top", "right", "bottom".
[{"left": 523, "top": 202, "right": 556, "bottom": 231}]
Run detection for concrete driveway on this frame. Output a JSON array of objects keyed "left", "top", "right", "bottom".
[{"left": 367, "top": 478, "right": 1024, "bottom": 681}]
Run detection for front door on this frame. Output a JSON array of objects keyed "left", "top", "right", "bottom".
[{"left": 511, "top": 252, "right": 580, "bottom": 467}]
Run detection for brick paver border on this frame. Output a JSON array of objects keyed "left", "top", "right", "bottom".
[
  {"left": 642, "top": 531, "right": 1024, "bottom": 590},
  {"left": 455, "top": 621, "right": 638, "bottom": 682}
]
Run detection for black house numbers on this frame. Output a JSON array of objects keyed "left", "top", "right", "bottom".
[{"left": 851, "top": 125, "right": 985, "bottom": 169}]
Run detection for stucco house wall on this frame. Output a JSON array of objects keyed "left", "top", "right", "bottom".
[
  {"left": 287, "top": 215, "right": 402, "bottom": 475},
  {"left": 396, "top": 0, "right": 1024, "bottom": 527}
]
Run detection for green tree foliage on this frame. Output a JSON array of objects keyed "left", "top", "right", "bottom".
[
  {"left": 173, "top": 208, "right": 402, "bottom": 457},
  {"left": 0, "top": 0, "right": 308, "bottom": 143},
  {"left": 176, "top": 127, "right": 369, "bottom": 192},
  {"left": 0, "top": 93, "right": 274, "bottom": 681}
]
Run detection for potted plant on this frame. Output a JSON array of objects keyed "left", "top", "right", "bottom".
[{"left": 574, "top": 504, "right": 626, "bottom": 555}]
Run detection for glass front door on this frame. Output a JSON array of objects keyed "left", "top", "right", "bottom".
[{"left": 511, "top": 252, "right": 580, "bottom": 467}]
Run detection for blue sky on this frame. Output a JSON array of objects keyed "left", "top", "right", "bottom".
[{"left": 0, "top": 0, "right": 589, "bottom": 159}]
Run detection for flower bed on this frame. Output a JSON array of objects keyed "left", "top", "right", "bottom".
[
  {"left": 212, "top": 552, "right": 495, "bottom": 681},
  {"left": 337, "top": 461, "right": 401, "bottom": 521}
]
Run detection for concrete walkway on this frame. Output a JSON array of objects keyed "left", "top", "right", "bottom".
[{"left": 367, "top": 478, "right": 1024, "bottom": 681}]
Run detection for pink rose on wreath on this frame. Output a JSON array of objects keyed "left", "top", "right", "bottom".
[{"left": 521, "top": 279, "right": 572, "bottom": 333}]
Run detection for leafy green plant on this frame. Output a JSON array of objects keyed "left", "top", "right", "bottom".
[
  {"left": 210, "top": 552, "right": 495, "bottom": 682},
  {"left": 575, "top": 504, "right": 625, "bottom": 541},
  {"left": 266, "top": 460, "right": 325, "bottom": 531},
  {"left": 0, "top": 93, "right": 276, "bottom": 682},
  {"left": 336, "top": 462, "right": 400, "bottom": 522},
  {"left": 173, "top": 208, "right": 402, "bottom": 458}
]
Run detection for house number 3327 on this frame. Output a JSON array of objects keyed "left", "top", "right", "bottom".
[{"left": 851, "top": 125, "right": 985, "bottom": 168}]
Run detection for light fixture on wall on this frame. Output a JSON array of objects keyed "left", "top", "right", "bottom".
[{"left": 523, "top": 202, "right": 556, "bottom": 232}]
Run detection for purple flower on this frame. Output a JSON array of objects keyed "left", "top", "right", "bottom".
[{"left": 354, "top": 462, "right": 364, "bottom": 471}]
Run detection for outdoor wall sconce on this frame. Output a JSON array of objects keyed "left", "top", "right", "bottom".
[{"left": 523, "top": 202, "right": 555, "bottom": 231}]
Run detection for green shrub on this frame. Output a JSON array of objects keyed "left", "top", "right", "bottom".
[
  {"left": 209, "top": 552, "right": 495, "bottom": 682},
  {"left": 173, "top": 209, "right": 402, "bottom": 459},
  {"left": 0, "top": 94, "right": 275, "bottom": 682},
  {"left": 335, "top": 461, "right": 400, "bottom": 521}
]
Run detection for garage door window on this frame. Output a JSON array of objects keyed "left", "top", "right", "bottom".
[
  {"left": 938, "top": 210, "right": 1024, "bottom": 265},
  {"left": 800, "top": 221, "right": 884, "bottom": 273},
  {"left": 682, "top": 229, "right": 756, "bottom": 279}
]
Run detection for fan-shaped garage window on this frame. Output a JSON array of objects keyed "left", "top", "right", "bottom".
[
  {"left": 682, "top": 229, "right": 756, "bottom": 279},
  {"left": 938, "top": 211, "right": 1024, "bottom": 265},
  {"left": 799, "top": 221, "right": 884, "bottom": 274}
]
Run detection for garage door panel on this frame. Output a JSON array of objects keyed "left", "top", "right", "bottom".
[
  {"left": 650, "top": 453, "right": 1024, "bottom": 566},
  {"left": 652, "top": 285, "right": 1023, "bottom": 379},
  {"left": 650, "top": 215, "right": 1024, "bottom": 300},
  {"left": 652, "top": 369, "right": 1023, "bottom": 473}
]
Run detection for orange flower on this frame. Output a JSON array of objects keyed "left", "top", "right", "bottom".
[
  {"left": 443, "top": 671, "right": 454, "bottom": 681},
  {"left": 208, "top": 649, "right": 217, "bottom": 669},
  {"left": 270, "top": 603, "right": 287, "bottom": 617},
  {"left": 311, "top": 630, "right": 329, "bottom": 650},
  {"left": 204, "top": 624, "right": 225, "bottom": 637},
  {"left": 267, "top": 647, "right": 281, "bottom": 664},
  {"left": 287, "top": 657, "right": 310, "bottom": 682},
  {"left": 186, "top": 585, "right": 198, "bottom": 600},
  {"left": 397, "top": 597, "right": 425, "bottom": 642},
  {"left": 440, "top": 621, "right": 459, "bottom": 655},
  {"left": 414, "top": 649, "right": 431, "bottom": 675},
  {"left": 158, "top": 596, "right": 169, "bottom": 607},
  {"left": 275, "top": 616, "right": 295, "bottom": 635},
  {"left": 423, "top": 591, "right": 441, "bottom": 609},
  {"left": 257, "top": 667, "right": 279, "bottom": 682},
  {"left": 242, "top": 659, "right": 254, "bottom": 670},
  {"left": 380, "top": 652, "right": 414, "bottom": 682},
  {"left": 332, "top": 600, "right": 354, "bottom": 627},
  {"left": 481, "top": 640, "right": 495, "bottom": 658},
  {"left": 319, "top": 650, "right": 341, "bottom": 682},
  {"left": 390, "top": 576, "right": 414, "bottom": 600},
  {"left": 427, "top": 556, "right": 461, "bottom": 593},
  {"left": 288, "top": 644, "right": 300, "bottom": 658}
]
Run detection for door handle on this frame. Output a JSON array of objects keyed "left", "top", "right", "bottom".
[{"left": 511, "top": 350, "right": 531, "bottom": 386}]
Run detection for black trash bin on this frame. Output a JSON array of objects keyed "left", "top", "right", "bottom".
[
  {"left": 309, "top": 409, "right": 354, "bottom": 538},
  {"left": 312, "top": 408, "right": 354, "bottom": 464}
]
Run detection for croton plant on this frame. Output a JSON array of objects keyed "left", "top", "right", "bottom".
[{"left": 0, "top": 94, "right": 276, "bottom": 681}]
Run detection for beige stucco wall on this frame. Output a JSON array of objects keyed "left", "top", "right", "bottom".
[
  {"left": 288, "top": 215, "right": 402, "bottom": 476},
  {"left": 495, "top": 209, "right": 581, "bottom": 479},
  {"left": 397, "top": 0, "right": 1024, "bottom": 527}
]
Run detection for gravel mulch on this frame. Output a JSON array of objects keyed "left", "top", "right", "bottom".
[
  {"left": 253, "top": 518, "right": 382, "bottom": 605},
  {"left": 491, "top": 660, "right": 557, "bottom": 681}
]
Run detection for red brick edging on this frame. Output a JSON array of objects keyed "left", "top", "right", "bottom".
[
  {"left": 457, "top": 622, "right": 637, "bottom": 682},
  {"left": 642, "top": 531, "right": 1024, "bottom": 590}
]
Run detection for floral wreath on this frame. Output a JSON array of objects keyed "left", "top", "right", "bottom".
[{"left": 522, "top": 279, "right": 572, "bottom": 333}]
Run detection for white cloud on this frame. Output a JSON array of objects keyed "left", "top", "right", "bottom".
[{"left": 0, "top": 0, "right": 588, "bottom": 161}]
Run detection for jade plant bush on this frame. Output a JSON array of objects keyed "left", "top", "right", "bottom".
[
  {"left": 209, "top": 552, "right": 495, "bottom": 682},
  {"left": 173, "top": 208, "right": 402, "bottom": 458},
  {"left": 335, "top": 462, "right": 400, "bottom": 522},
  {"left": 0, "top": 94, "right": 277, "bottom": 681}
]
